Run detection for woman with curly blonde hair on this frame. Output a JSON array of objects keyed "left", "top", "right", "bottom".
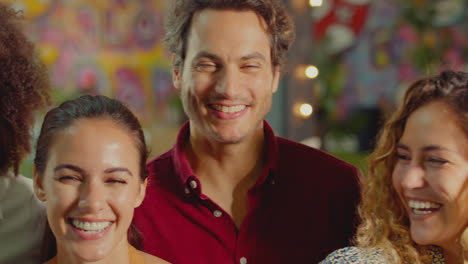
[
  {"left": 0, "top": 2, "right": 50, "bottom": 264},
  {"left": 321, "top": 70, "right": 468, "bottom": 264}
]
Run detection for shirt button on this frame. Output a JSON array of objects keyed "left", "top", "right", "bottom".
[
  {"left": 189, "top": 180, "right": 198, "bottom": 189},
  {"left": 213, "top": 210, "right": 223, "bottom": 217},
  {"left": 240, "top": 257, "right": 247, "bottom": 264}
]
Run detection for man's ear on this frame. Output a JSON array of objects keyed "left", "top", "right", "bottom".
[
  {"left": 134, "top": 178, "right": 148, "bottom": 208},
  {"left": 172, "top": 53, "right": 182, "bottom": 91},
  {"left": 33, "top": 165, "right": 47, "bottom": 202}
]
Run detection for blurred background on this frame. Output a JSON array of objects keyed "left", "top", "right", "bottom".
[{"left": 7, "top": 0, "right": 468, "bottom": 176}]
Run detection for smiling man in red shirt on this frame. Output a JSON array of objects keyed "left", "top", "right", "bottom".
[{"left": 133, "top": 1, "right": 361, "bottom": 263}]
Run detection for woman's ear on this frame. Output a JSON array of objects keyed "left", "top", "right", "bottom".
[
  {"left": 33, "top": 165, "right": 47, "bottom": 202},
  {"left": 134, "top": 178, "right": 147, "bottom": 208}
]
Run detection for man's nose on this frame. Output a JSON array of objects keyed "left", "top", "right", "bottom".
[{"left": 215, "top": 67, "right": 241, "bottom": 98}]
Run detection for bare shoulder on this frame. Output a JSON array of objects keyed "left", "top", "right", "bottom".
[{"left": 142, "top": 251, "right": 171, "bottom": 264}]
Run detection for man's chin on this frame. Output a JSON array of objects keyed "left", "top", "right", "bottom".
[
  {"left": 214, "top": 135, "right": 244, "bottom": 144},
  {"left": 210, "top": 131, "right": 246, "bottom": 144}
]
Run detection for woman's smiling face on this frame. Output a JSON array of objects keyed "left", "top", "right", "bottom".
[
  {"left": 35, "top": 118, "right": 146, "bottom": 262},
  {"left": 392, "top": 101, "right": 468, "bottom": 250}
]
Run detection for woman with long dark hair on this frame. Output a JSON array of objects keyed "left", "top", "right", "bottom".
[{"left": 34, "top": 95, "right": 169, "bottom": 264}]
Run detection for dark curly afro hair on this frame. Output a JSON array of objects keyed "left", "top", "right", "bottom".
[{"left": 0, "top": 3, "right": 50, "bottom": 176}]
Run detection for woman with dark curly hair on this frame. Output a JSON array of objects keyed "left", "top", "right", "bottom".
[
  {"left": 0, "top": 2, "right": 51, "bottom": 264},
  {"left": 320, "top": 70, "right": 468, "bottom": 264}
]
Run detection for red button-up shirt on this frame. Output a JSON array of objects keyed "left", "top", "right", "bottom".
[{"left": 134, "top": 121, "right": 361, "bottom": 264}]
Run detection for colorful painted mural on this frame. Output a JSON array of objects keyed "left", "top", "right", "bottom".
[{"left": 7, "top": 0, "right": 183, "bottom": 157}]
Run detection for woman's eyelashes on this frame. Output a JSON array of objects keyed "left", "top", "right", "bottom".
[
  {"left": 426, "top": 157, "right": 448, "bottom": 165},
  {"left": 395, "top": 152, "right": 449, "bottom": 166},
  {"left": 105, "top": 178, "right": 127, "bottom": 184},
  {"left": 396, "top": 152, "right": 410, "bottom": 161},
  {"left": 57, "top": 175, "right": 81, "bottom": 183},
  {"left": 55, "top": 174, "right": 128, "bottom": 185}
]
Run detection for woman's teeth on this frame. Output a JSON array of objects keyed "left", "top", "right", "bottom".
[
  {"left": 71, "top": 219, "right": 111, "bottom": 233},
  {"left": 408, "top": 200, "right": 442, "bottom": 215}
]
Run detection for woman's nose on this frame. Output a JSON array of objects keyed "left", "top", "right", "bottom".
[
  {"left": 78, "top": 180, "right": 105, "bottom": 213},
  {"left": 400, "top": 164, "right": 427, "bottom": 190}
]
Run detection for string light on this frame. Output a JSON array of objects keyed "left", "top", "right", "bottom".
[
  {"left": 309, "top": 0, "right": 323, "bottom": 7},
  {"left": 294, "top": 103, "right": 314, "bottom": 118},
  {"left": 299, "top": 103, "right": 314, "bottom": 117},
  {"left": 305, "top": 65, "right": 319, "bottom": 79}
]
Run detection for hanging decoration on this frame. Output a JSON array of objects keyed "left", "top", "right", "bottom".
[
  {"left": 309, "top": 0, "right": 468, "bottom": 151},
  {"left": 312, "top": 0, "right": 371, "bottom": 54}
]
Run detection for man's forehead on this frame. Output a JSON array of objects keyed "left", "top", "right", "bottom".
[
  {"left": 187, "top": 9, "right": 271, "bottom": 60},
  {"left": 191, "top": 8, "right": 269, "bottom": 33}
]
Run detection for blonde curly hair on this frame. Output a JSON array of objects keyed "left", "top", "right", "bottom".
[{"left": 354, "top": 70, "right": 468, "bottom": 263}]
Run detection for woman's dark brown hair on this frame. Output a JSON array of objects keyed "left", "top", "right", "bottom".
[
  {"left": 0, "top": 3, "right": 50, "bottom": 176},
  {"left": 165, "top": 0, "right": 295, "bottom": 70},
  {"left": 34, "top": 95, "right": 150, "bottom": 262}
]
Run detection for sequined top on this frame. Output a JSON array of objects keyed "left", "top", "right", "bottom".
[
  {"left": 319, "top": 246, "right": 445, "bottom": 264},
  {"left": 44, "top": 244, "right": 145, "bottom": 264}
]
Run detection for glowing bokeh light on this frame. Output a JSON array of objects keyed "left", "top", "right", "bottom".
[
  {"left": 305, "top": 65, "right": 319, "bottom": 79},
  {"left": 309, "top": 0, "right": 323, "bottom": 7},
  {"left": 299, "top": 103, "right": 313, "bottom": 118}
]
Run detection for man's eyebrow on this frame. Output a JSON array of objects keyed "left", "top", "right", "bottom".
[
  {"left": 241, "top": 52, "right": 266, "bottom": 62},
  {"left": 192, "top": 51, "right": 221, "bottom": 62},
  {"left": 191, "top": 51, "right": 267, "bottom": 63},
  {"left": 54, "top": 164, "right": 85, "bottom": 173},
  {"left": 104, "top": 167, "right": 133, "bottom": 177}
]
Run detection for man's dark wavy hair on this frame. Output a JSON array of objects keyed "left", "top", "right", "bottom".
[{"left": 164, "top": 0, "right": 295, "bottom": 70}]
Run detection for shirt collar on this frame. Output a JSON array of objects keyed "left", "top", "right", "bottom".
[
  {"left": 172, "top": 121, "right": 194, "bottom": 186},
  {"left": 172, "top": 120, "right": 279, "bottom": 188},
  {"left": 257, "top": 121, "right": 279, "bottom": 185}
]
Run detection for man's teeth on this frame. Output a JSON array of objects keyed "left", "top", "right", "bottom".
[
  {"left": 71, "top": 219, "right": 111, "bottom": 233},
  {"left": 211, "top": 104, "right": 246, "bottom": 113},
  {"left": 408, "top": 200, "right": 442, "bottom": 215}
]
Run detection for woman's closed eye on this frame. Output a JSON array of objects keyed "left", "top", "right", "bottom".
[
  {"left": 427, "top": 157, "right": 448, "bottom": 165},
  {"left": 58, "top": 175, "right": 81, "bottom": 182},
  {"left": 396, "top": 153, "right": 411, "bottom": 161},
  {"left": 106, "top": 178, "right": 127, "bottom": 184}
]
